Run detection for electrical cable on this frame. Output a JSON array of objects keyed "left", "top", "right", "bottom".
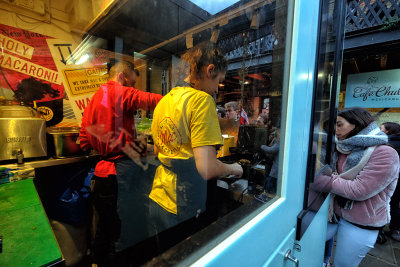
[
  {"left": 15, "top": 13, "right": 70, "bottom": 34},
  {"left": 16, "top": 13, "right": 48, "bottom": 24}
]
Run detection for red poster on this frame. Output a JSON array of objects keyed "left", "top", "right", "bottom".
[{"left": 0, "top": 24, "right": 65, "bottom": 126}]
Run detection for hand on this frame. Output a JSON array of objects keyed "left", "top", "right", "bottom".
[
  {"left": 230, "top": 163, "right": 243, "bottom": 178},
  {"left": 133, "top": 137, "right": 147, "bottom": 157},
  {"left": 315, "top": 164, "right": 332, "bottom": 178},
  {"left": 121, "top": 141, "right": 148, "bottom": 170}
]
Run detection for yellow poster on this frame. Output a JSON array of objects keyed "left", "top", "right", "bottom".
[{"left": 63, "top": 67, "right": 109, "bottom": 96}]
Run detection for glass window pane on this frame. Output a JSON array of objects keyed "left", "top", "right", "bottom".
[
  {"left": 300, "top": 0, "right": 346, "bottom": 239},
  {"left": 0, "top": 0, "right": 292, "bottom": 265},
  {"left": 130, "top": 1, "right": 290, "bottom": 262}
]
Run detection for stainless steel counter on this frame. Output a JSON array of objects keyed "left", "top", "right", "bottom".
[{"left": 0, "top": 154, "right": 100, "bottom": 170}]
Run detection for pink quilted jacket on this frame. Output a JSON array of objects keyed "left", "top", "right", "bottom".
[{"left": 312, "top": 145, "right": 400, "bottom": 227}]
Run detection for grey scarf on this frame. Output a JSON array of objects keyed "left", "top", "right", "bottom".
[{"left": 331, "top": 122, "right": 387, "bottom": 173}]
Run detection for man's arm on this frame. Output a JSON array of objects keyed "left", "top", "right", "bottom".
[
  {"left": 193, "top": 145, "right": 243, "bottom": 180},
  {"left": 126, "top": 88, "right": 163, "bottom": 111},
  {"left": 260, "top": 142, "right": 279, "bottom": 156}
]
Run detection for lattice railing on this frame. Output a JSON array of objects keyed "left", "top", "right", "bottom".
[
  {"left": 346, "top": 0, "right": 400, "bottom": 32},
  {"left": 218, "top": 24, "right": 275, "bottom": 60}
]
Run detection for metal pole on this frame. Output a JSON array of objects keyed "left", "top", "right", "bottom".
[{"left": 240, "top": 33, "right": 248, "bottom": 109}]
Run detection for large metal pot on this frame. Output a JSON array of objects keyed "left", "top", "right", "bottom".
[
  {"left": 0, "top": 105, "right": 38, "bottom": 118},
  {"left": 0, "top": 105, "right": 47, "bottom": 161},
  {"left": 47, "top": 127, "right": 86, "bottom": 158}
]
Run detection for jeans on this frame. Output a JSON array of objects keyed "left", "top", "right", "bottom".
[
  {"left": 325, "top": 218, "right": 378, "bottom": 267},
  {"left": 264, "top": 176, "right": 277, "bottom": 194}
]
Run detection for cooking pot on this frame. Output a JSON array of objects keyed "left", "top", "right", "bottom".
[
  {"left": 0, "top": 105, "right": 38, "bottom": 118},
  {"left": 47, "top": 127, "right": 86, "bottom": 158},
  {"left": 0, "top": 105, "right": 47, "bottom": 161}
]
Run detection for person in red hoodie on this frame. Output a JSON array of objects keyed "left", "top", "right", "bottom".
[{"left": 79, "top": 60, "right": 162, "bottom": 266}]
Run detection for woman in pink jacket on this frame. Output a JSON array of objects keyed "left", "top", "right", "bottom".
[{"left": 312, "top": 107, "right": 399, "bottom": 267}]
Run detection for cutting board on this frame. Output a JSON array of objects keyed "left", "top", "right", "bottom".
[{"left": 0, "top": 179, "right": 62, "bottom": 266}]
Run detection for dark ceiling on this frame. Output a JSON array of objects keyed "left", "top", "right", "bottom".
[
  {"left": 86, "top": 0, "right": 275, "bottom": 62},
  {"left": 87, "top": 0, "right": 212, "bottom": 59}
]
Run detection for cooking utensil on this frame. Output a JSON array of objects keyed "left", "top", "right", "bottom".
[{"left": 47, "top": 127, "right": 86, "bottom": 158}]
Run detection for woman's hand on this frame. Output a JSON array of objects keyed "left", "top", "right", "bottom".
[
  {"left": 193, "top": 146, "right": 244, "bottom": 180},
  {"left": 229, "top": 162, "right": 243, "bottom": 178}
]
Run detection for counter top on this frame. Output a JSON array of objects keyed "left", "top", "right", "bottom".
[
  {"left": 0, "top": 152, "right": 162, "bottom": 170},
  {"left": 0, "top": 154, "right": 100, "bottom": 170}
]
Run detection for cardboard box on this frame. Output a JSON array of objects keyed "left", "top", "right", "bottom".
[{"left": 217, "top": 136, "right": 235, "bottom": 158}]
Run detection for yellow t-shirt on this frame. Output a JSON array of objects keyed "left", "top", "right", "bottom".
[{"left": 150, "top": 86, "right": 223, "bottom": 214}]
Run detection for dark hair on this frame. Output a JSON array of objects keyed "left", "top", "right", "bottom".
[
  {"left": 382, "top": 122, "right": 400, "bottom": 136},
  {"left": 181, "top": 41, "right": 227, "bottom": 81},
  {"left": 259, "top": 113, "right": 269, "bottom": 124},
  {"left": 109, "top": 61, "right": 135, "bottom": 79},
  {"left": 337, "top": 107, "right": 374, "bottom": 138},
  {"left": 216, "top": 106, "right": 226, "bottom": 118}
]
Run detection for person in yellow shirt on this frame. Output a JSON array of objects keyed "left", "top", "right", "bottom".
[{"left": 150, "top": 42, "right": 243, "bottom": 235}]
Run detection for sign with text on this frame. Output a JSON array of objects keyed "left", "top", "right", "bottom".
[
  {"left": 0, "top": 24, "right": 65, "bottom": 126},
  {"left": 345, "top": 69, "right": 400, "bottom": 108},
  {"left": 0, "top": 33, "right": 34, "bottom": 59},
  {"left": 64, "top": 67, "right": 109, "bottom": 96},
  {"left": 53, "top": 45, "right": 136, "bottom": 123},
  {"left": 0, "top": 53, "right": 61, "bottom": 84}
]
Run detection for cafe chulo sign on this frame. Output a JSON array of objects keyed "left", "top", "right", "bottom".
[{"left": 345, "top": 69, "right": 400, "bottom": 108}]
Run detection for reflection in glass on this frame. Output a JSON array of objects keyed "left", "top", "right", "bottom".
[
  {"left": 71, "top": 0, "right": 290, "bottom": 264},
  {"left": 298, "top": 0, "right": 346, "bottom": 241}
]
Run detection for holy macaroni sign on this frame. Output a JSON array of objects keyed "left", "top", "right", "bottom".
[{"left": 0, "top": 24, "right": 65, "bottom": 126}]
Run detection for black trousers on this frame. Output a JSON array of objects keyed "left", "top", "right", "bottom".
[
  {"left": 91, "top": 175, "right": 121, "bottom": 267},
  {"left": 390, "top": 176, "right": 400, "bottom": 231}
]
